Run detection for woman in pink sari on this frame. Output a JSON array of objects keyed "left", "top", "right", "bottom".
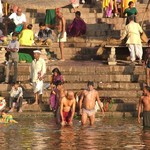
[
  {"left": 67, "top": 11, "right": 86, "bottom": 37},
  {"left": 49, "top": 68, "right": 64, "bottom": 112}
]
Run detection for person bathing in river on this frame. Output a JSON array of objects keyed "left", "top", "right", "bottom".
[
  {"left": 0, "top": 110, "right": 18, "bottom": 123},
  {"left": 79, "top": 81, "right": 104, "bottom": 125},
  {"left": 60, "top": 91, "right": 76, "bottom": 126},
  {"left": 54, "top": 80, "right": 67, "bottom": 124},
  {"left": 138, "top": 86, "right": 150, "bottom": 128}
]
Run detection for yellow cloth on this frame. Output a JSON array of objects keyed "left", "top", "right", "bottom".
[
  {"left": 122, "top": 0, "right": 136, "bottom": 12},
  {"left": 19, "top": 29, "right": 34, "bottom": 46},
  {"left": 103, "top": 0, "right": 110, "bottom": 8},
  {"left": 121, "top": 21, "right": 143, "bottom": 45}
]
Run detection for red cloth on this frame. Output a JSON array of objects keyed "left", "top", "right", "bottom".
[{"left": 63, "top": 111, "right": 72, "bottom": 123}]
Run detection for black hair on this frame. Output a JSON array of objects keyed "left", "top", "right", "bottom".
[
  {"left": 52, "top": 68, "right": 61, "bottom": 75},
  {"left": 128, "top": 15, "right": 135, "bottom": 21},
  {"left": 144, "top": 86, "right": 150, "bottom": 92},
  {"left": 87, "top": 81, "right": 94, "bottom": 86},
  {"left": 148, "top": 39, "right": 150, "bottom": 45},
  {"left": 75, "top": 11, "right": 81, "bottom": 17},
  {"left": 55, "top": 80, "right": 63, "bottom": 87},
  {"left": 39, "top": 22, "right": 45, "bottom": 27},
  {"left": 14, "top": 81, "right": 20, "bottom": 85},
  {"left": 27, "top": 24, "right": 33, "bottom": 30},
  {"left": 12, "top": 32, "right": 18, "bottom": 37},
  {"left": 128, "top": 1, "right": 134, "bottom": 6},
  {"left": 1, "top": 110, "right": 7, "bottom": 114}
]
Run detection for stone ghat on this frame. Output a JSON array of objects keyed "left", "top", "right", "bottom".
[{"left": 0, "top": 61, "right": 145, "bottom": 112}]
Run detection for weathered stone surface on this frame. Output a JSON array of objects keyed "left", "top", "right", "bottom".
[{"left": 22, "top": 104, "right": 42, "bottom": 112}]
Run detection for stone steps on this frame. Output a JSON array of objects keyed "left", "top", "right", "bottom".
[
  {"left": 0, "top": 82, "right": 142, "bottom": 91},
  {"left": 25, "top": 2, "right": 150, "bottom": 39},
  {"left": 0, "top": 89, "right": 142, "bottom": 100},
  {"left": 20, "top": 103, "right": 138, "bottom": 112},
  {"left": 14, "top": 74, "right": 145, "bottom": 83},
  {"left": 1, "top": 63, "right": 145, "bottom": 74}
]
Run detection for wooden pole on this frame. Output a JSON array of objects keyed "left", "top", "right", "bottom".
[{"left": 141, "top": 0, "right": 150, "bottom": 27}]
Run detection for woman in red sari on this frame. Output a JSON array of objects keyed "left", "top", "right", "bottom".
[{"left": 67, "top": 11, "right": 86, "bottom": 37}]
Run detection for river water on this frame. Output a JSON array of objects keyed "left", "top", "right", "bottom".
[{"left": 0, "top": 116, "right": 150, "bottom": 150}]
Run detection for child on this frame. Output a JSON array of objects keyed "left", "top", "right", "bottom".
[
  {"left": 9, "top": 82, "right": 23, "bottom": 113},
  {"left": 5, "top": 32, "right": 19, "bottom": 84},
  {"left": 0, "top": 110, "right": 18, "bottom": 123},
  {"left": 144, "top": 40, "right": 150, "bottom": 86}
]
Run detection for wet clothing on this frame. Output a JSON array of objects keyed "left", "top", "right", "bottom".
[
  {"left": 62, "top": 111, "right": 72, "bottom": 123},
  {"left": 143, "top": 111, "right": 150, "bottom": 127},
  {"left": 82, "top": 108, "right": 96, "bottom": 117},
  {"left": 49, "top": 75, "right": 64, "bottom": 110},
  {"left": 5, "top": 115, "right": 14, "bottom": 123},
  {"left": 49, "top": 88, "right": 59, "bottom": 110}
]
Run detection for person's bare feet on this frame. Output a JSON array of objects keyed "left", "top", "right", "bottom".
[
  {"left": 32, "top": 102, "right": 38, "bottom": 105},
  {"left": 60, "top": 59, "right": 65, "bottom": 61},
  {"left": 18, "top": 109, "right": 23, "bottom": 113}
]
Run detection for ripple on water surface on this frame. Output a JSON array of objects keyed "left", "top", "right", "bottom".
[{"left": 0, "top": 117, "right": 150, "bottom": 150}]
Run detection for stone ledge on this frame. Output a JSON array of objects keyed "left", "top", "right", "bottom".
[{"left": 10, "top": 111, "right": 137, "bottom": 119}]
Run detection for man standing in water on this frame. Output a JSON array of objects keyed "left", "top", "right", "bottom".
[
  {"left": 56, "top": 10, "right": 66, "bottom": 61},
  {"left": 60, "top": 91, "right": 76, "bottom": 126},
  {"left": 79, "top": 81, "right": 104, "bottom": 125},
  {"left": 30, "top": 50, "right": 46, "bottom": 105},
  {"left": 138, "top": 86, "right": 150, "bottom": 127},
  {"left": 55, "top": 80, "right": 67, "bottom": 124}
]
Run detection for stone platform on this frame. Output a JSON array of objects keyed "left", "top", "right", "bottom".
[{"left": 0, "top": 60, "right": 145, "bottom": 113}]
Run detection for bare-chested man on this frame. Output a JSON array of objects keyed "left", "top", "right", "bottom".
[
  {"left": 60, "top": 91, "right": 76, "bottom": 126},
  {"left": 56, "top": 11, "right": 66, "bottom": 61},
  {"left": 79, "top": 81, "right": 104, "bottom": 125},
  {"left": 138, "top": 86, "right": 150, "bottom": 127},
  {"left": 55, "top": 80, "right": 67, "bottom": 124}
]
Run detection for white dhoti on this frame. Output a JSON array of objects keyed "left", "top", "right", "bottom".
[
  {"left": 128, "top": 44, "right": 143, "bottom": 62},
  {"left": 72, "top": 0, "right": 79, "bottom": 8},
  {"left": 33, "top": 80, "right": 43, "bottom": 94},
  {"left": 57, "top": 32, "right": 67, "bottom": 43}
]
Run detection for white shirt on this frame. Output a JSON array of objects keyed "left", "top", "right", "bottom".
[
  {"left": 30, "top": 57, "right": 46, "bottom": 82},
  {"left": 9, "top": 12, "right": 26, "bottom": 25},
  {"left": 121, "top": 21, "right": 143, "bottom": 45},
  {"left": 0, "top": 0, "right": 3, "bottom": 17},
  {"left": 10, "top": 87, "right": 23, "bottom": 98}
]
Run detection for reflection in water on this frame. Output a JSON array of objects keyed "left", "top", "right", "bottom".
[
  {"left": 0, "top": 117, "right": 150, "bottom": 150},
  {"left": 142, "top": 128, "right": 150, "bottom": 149}
]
